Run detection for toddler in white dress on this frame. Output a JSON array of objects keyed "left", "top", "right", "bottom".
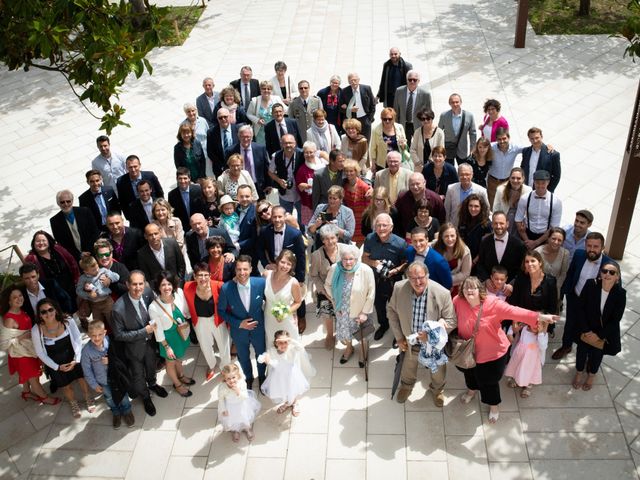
[{"left": 217, "top": 363, "right": 261, "bottom": 442}]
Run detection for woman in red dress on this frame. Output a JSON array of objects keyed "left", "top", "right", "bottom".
[{"left": 0, "top": 286, "right": 59, "bottom": 405}]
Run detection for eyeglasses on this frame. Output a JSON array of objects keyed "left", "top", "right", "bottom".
[
  {"left": 409, "top": 275, "right": 427, "bottom": 281},
  {"left": 601, "top": 268, "right": 618, "bottom": 275},
  {"left": 464, "top": 287, "right": 479, "bottom": 292},
  {"left": 407, "top": 78, "right": 419, "bottom": 83},
  {"left": 299, "top": 87, "right": 309, "bottom": 90},
  {"left": 39, "top": 307, "right": 55, "bottom": 315},
  {"left": 382, "top": 118, "right": 393, "bottom": 122},
  {"left": 59, "top": 200, "right": 72, "bottom": 205},
  {"left": 96, "top": 252, "right": 112, "bottom": 258},
  {"left": 258, "top": 208, "right": 269, "bottom": 215},
  {"left": 217, "top": 115, "right": 228, "bottom": 119}
]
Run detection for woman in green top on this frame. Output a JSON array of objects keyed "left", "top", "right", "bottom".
[{"left": 149, "top": 270, "right": 194, "bottom": 398}]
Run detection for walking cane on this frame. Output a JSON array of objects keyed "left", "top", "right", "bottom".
[{"left": 359, "top": 323, "right": 368, "bottom": 382}]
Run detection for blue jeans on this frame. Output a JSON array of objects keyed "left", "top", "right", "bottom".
[
  {"left": 101, "top": 383, "right": 132, "bottom": 416},
  {"left": 278, "top": 198, "right": 302, "bottom": 227}
]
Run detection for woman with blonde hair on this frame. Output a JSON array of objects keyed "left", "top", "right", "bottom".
[
  {"left": 342, "top": 159, "right": 372, "bottom": 245},
  {"left": 213, "top": 86, "right": 250, "bottom": 126},
  {"left": 174, "top": 121, "right": 206, "bottom": 181},
  {"left": 307, "top": 108, "right": 341, "bottom": 153},
  {"left": 198, "top": 177, "right": 221, "bottom": 226},
  {"left": 361, "top": 186, "right": 399, "bottom": 238},
  {"left": 369, "top": 107, "right": 407, "bottom": 173},
  {"left": 432, "top": 223, "right": 472, "bottom": 296},
  {"left": 246, "top": 80, "right": 284, "bottom": 144},
  {"left": 217, "top": 154, "right": 259, "bottom": 201},
  {"left": 340, "top": 118, "right": 369, "bottom": 175},
  {"left": 493, "top": 167, "right": 531, "bottom": 238},
  {"left": 152, "top": 198, "right": 185, "bottom": 251}
]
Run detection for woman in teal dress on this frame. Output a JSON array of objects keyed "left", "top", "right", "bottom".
[
  {"left": 149, "top": 271, "right": 195, "bottom": 398},
  {"left": 246, "top": 80, "right": 283, "bottom": 145}
]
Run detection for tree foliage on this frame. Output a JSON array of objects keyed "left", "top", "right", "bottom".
[
  {"left": 618, "top": 0, "right": 640, "bottom": 60},
  {"left": 0, "top": 0, "right": 163, "bottom": 133}
]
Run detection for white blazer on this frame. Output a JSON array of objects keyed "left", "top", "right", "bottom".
[{"left": 325, "top": 263, "right": 375, "bottom": 318}]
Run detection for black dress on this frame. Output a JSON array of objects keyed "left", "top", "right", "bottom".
[
  {"left": 459, "top": 221, "right": 492, "bottom": 260},
  {"left": 43, "top": 327, "right": 83, "bottom": 388}
]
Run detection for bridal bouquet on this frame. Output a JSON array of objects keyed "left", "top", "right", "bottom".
[{"left": 271, "top": 302, "right": 290, "bottom": 322}]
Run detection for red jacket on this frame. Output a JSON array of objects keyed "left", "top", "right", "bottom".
[{"left": 183, "top": 280, "right": 224, "bottom": 327}]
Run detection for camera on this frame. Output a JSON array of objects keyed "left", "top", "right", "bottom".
[
  {"left": 376, "top": 259, "right": 395, "bottom": 279},
  {"left": 320, "top": 211, "right": 334, "bottom": 223},
  {"left": 285, "top": 179, "right": 293, "bottom": 190}
]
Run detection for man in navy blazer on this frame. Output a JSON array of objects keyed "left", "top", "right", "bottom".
[
  {"left": 264, "top": 103, "right": 303, "bottom": 157},
  {"left": 206, "top": 107, "right": 239, "bottom": 177},
  {"left": 258, "top": 205, "right": 307, "bottom": 332},
  {"left": 218, "top": 257, "right": 267, "bottom": 389},
  {"left": 116, "top": 155, "right": 164, "bottom": 218},
  {"left": 168, "top": 168, "right": 204, "bottom": 232},
  {"left": 341, "top": 73, "right": 376, "bottom": 141},
  {"left": 78, "top": 169, "right": 121, "bottom": 231},
  {"left": 521, "top": 127, "right": 561, "bottom": 192},
  {"left": 229, "top": 125, "right": 271, "bottom": 197},
  {"left": 126, "top": 180, "right": 159, "bottom": 231},
  {"left": 405, "top": 228, "right": 452, "bottom": 290},
  {"left": 236, "top": 185, "right": 257, "bottom": 258},
  {"left": 552, "top": 232, "right": 612, "bottom": 360},
  {"left": 50, "top": 190, "right": 100, "bottom": 261},
  {"left": 196, "top": 77, "right": 219, "bottom": 127},
  {"left": 230, "top": 66, "right": 260, "bottom": 109}
]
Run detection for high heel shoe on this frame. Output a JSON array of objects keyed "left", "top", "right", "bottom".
[
  {"left": 34, "top": 395, "right": 61, "bottom": 406},
  {"left": 21, "top": 391, "right": 38, "bottom": 402}
]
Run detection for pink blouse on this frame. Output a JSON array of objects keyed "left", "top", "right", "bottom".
[{"left": 452, "top": 295, "right": 538, "bottom": 363}]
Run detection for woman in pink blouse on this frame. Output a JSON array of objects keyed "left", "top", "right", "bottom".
[
  {"left": 478, "top": 99, "right": 508, "bottom": 142},
  {"left": 453, "top": 276, "right": 558, "bottom": 423}
]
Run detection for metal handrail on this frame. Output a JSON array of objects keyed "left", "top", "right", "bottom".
[{"left": 0, "top": 244, "right": 26, "bottom": 290}]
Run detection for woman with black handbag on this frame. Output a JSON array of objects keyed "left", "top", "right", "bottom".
[
  {"left": 573, "top": 261, "right": 626, "bottom": 391},
  {"left": 451, "top": 276, "right": 558, "bottom": 423}
]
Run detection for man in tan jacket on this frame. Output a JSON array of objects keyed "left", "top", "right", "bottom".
[{"left": 387, "top": 262, "right": 456, "bottom": 406}]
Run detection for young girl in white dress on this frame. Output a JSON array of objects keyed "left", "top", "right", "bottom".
[
  {"left": 504, "top": 320, "right": 549, "bottom": 398},
  {"left": 263, "top": 250, "right": 303, "bottom": 342},
  {"left": 217, "top": 363, "right": 261, "bottom": 442},
  {"left": 258, "top": 330, "right": 316, "bottom": 416}
]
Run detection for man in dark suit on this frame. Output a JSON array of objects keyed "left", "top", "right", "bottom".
[
  {"left": 230, "top": 66, "right": 260, "bottom": 110},
  {"left": 19, "top": 262, "right": 73, "bottom": 320},
  {"left": 185, "top": 213, "right": 238, "bottom": 270},
  {"left": 196, "top": 77, "right": 219, "bottom": 127},
  {"left": 268, "top": 134, "right": 304, "bottom": 224},
  {"left": 102, "top": 213, "right": 145, "bottom": 271},
  {"left": 552, "top": 232, "right": 612, "bottom": 360},
  {"left": 79, "top": 170, "right": 121, "bottom": 232},
  {"left": 229, "top": 125, "right": 271, "bottom": 197},
  {"left": 127, "top": 180, "right": 158, "bottom": 231},
  {"left": 341, "top": 73, "right": 376, "bottom": 141},
  {"left": 50, "top": 190, "right": 100, "bottom": 261},
  {"left": 206, "top": 107, "right": 239, "bottom": 177},
  {"left": 236, "top": 184, "right": 257, "bottom": 259},
  {"left": 218, "top": 257, "right": 267, "bottom": 389},
  {"left": 168, "top": 168, "right": 204, "bottom": 233},
  {"left": 137, "top": 224, "right": 186, "bottom": 285},
  {"left": 111, "top": 270, "right": 168, "bottom": 416},
  {"left": 311, "top": 149, "right": 345, "bottom": 210},
  {"left": 476, "top": 211, "right": 526, "bottom": 283},
  {"left": 521, "top": 127, "right": 561, "bottom": 192},
  {"left": 377, "top": 47, "right": 413, "bottom": 108},
  {"left": 116, "top": 155, "right": 164, "bottom": 219},
  {"left": 264, "top": 103, "right": 302, "bottom": 156},
  {"left": 258, "top": 205, "right": 307, "bottom": 333}
]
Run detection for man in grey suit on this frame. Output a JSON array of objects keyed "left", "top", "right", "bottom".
[
  {"left": 387, "top": 261, "right": 456, "bottom": 406},
  {"left": 196, "top": 77, "right": 219, "bottom": 127},
  {"left": 311, "top": 150, "right": 345, "bottom": 209},
  {"left": 111, "top": 270, "right": 168, "bottom": 416},
  {"left": 444, "top": 163, "right": 490, "bottom": 226},
  {"left": 288, "top": 80, "right": 323, "bottom": 142},
  {"left": 393, "top": 70, "right": 432, "bottom": 146},
  {"left": 374, "top": 151, "right": 412, "bottom": 204},
  {"left": 438, "top": 93, "right": 477, "bottom": 165}
]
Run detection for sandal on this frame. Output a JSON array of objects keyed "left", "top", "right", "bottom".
[
  {"left": 245, "top": 428, "right": 255, "bottom": 442},
  {"left": 36, "top": 395, "right": 61, "bottom": 406},
  {"left": 460, "top": 390, "right": 476, "bottom": 404},
  {"left": 231, "top": 431, "right": 240, "bottom": 443},
  {"left": 582, "top": 374, "right": 596, "bottom": 391},
  {"left": 70, "top": 400, "right": 81, "bottom": 418},
  {"left": 291, "top": 403, "right": 300, "bottom": 417},
  {"left": 520, "top": 387, "right": 532, "bottom": 398},
  {"left": 21, "top": 391, "right": 39, "bottom": 402},
  {"left": 572, "top": 372, "right": 584, "bottom": 390},
  {"left": 179, "top": 375, "right": 196, "bottom": 386},
  {"left": 277, "top": 403, "right": 289, "bottom": 414},
  {"left": 86, "top": 397, "right": 96, "bottom": 413},
  {"left": 507, "top": 378, "right": 518, "bottom": 388},
  {"left": 488, "top": 408, "right": 500, "bottom": 423}
]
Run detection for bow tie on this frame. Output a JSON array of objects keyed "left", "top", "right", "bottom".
[
  {"left": 495, "top": 238, "right": 504, "bottom": 243},
  {"left": 274, "top": 231, "right": 284, "bottom": 235}
]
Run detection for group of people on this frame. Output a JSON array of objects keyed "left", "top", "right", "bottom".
[{"left": 0, "top": 50, "right": 626, "bottom": 438}]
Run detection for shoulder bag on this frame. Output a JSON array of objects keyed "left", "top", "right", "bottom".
[{"left": 444, "top": 303, "right": 483, "bottom": 369}]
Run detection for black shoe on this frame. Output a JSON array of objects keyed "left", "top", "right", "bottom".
[
  {"left": 392, "top": 338, "right": 398, "bottom": 349},
  {"left": 112, "top": 415, "right": 122, "bottom": 430},
  {"left": 358, "top": 361, "right": 365, "bottom": 368},
  {"left": 374, "top": 326, "right": 388, "bottom": 341},
  {"left": 149, "top": 384, "right": 168, "bottom": 398},
  {"left": 124, "top": 412, "right": 136, "bottom": 428},
  {"left": 143, "top": 397, "right": 156, "bottom": 416},
  {"left": 246, "top": 378, "right": 254, "bottom": 390}
]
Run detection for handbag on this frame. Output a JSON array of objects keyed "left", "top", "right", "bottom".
[
  {"left": 580, "top": 313, "right": 605, "bottom": 349},
  {"left": 444, "top": 303, "right": 483, "bottom": 369},
  {"left": 153, "top": 299, "right": 191, "bottom": 342}
]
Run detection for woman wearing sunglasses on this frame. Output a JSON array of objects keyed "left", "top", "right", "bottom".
[{"left": 573, "top": 261, "right": 626, "bottom": 391}]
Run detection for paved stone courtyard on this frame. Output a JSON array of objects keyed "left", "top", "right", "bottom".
[{"left": 1, "top": 0, "right": 640, "bottom": 478}]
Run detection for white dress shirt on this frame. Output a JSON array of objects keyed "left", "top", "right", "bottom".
[
  {"left": 494, "top": 232, "right": 509, "bottom": 263},
  {"left": 575, "top": 257, "right": 602, "bottom": 296},
  {"left": 515, "top": 191, "right": 562, "bottom": 234}
]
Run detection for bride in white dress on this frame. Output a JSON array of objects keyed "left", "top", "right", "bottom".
[{"left": 264, "top": 250, "right": 303, "bottom": 342}]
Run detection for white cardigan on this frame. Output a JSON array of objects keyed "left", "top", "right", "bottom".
[
  {"left": 324, "top": 263, "right": 375, "bottom": 318},
  {"left": 32, "top": 319, "right": 83, "bottom": 370},
  {"left": 492, "top": 184, "right": 532, "bottom": 213},
  {"left": 246, "top": 95, "right": 284, "bottom": 137},
  {"left": 149, "top": 289, "right": 189, "bottom": 344},
  {"left": 306, "top": 124, "right": 342, "bottom": 153}
]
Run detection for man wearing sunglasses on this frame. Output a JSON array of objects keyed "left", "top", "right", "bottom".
[
  {"left": 552, "top": 232, "right": 612, "bottom": 360},
  {"left": 393, "top": 70, "right": 432, "bottom": 147},
  {"left": 50, "top": 190, "right": 100, "bottom": 261}
]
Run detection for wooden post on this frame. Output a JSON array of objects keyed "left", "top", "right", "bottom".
[
  {"left": 606, "top": 80, "right": 640, "bottom": 259},
  {"left": 514, "top": 0, "right": 529, "bottom": 48}
]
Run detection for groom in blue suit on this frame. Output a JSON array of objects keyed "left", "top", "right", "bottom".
[{"left": 218, "top": 256, "right": 267, "bottom": 389}]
